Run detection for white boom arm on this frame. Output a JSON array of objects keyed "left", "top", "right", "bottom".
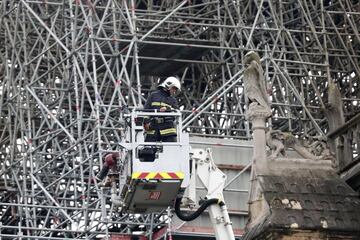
[{"left": 182, "top": 148, "right": 235, "bottom": 240}]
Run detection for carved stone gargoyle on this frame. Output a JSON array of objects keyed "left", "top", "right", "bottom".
[{"left": 266, "top": 130, "right": 334, "bottom": 160}]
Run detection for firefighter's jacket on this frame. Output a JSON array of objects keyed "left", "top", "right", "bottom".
[{"left": 144, "top": 88, "right": 178, "bottom": 136}]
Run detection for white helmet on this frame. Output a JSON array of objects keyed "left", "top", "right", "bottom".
[{"left": 160, "top": 76, "right": 181, "bottom": 92}]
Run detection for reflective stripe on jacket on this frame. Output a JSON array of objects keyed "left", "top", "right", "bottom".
[{"left": 144, "top": 88, "right": 178, "bottom": 136}]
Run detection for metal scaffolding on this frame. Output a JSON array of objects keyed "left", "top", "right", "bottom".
[{"left": 1, "top": 0, "right": 360, "bottom": 239}]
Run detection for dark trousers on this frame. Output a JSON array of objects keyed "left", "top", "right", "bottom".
[{"left": 145, "top": 129, "right": 177, "bottom": 142}]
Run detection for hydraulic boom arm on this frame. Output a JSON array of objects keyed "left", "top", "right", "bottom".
[{"left": 177, "top": 148, "right": 235, "bottom": 240}]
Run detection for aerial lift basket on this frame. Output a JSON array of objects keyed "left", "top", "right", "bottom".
[{"left": 117, "top": 110, "right": 190, "bottom": 214}]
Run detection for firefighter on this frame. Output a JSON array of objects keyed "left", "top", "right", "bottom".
[{"left": 143, "top": 76, "right": 181, "bottom": 142}]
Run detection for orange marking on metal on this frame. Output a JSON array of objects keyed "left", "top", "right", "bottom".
[
  {"left": 138, "top": 172, "right": 149, "bottom": 178},
  {"left": 168, "top": 172, "right": 178, "bottom": 178},
  {"left": 154, "top": 173, "right": 163, "bottom": 179}
]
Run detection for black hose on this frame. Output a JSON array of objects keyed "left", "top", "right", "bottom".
[{"left": 174, "top": 197, "right": 224, "bottom": 221}]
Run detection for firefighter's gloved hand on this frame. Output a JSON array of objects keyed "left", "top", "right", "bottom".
[
  {"left": 160, "top": 106, "right": 175, "bottom": 112},
  {"left": 144, "top": 122, "right": 151, "bottom": 131}
]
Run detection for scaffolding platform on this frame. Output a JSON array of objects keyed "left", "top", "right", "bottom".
[{"left": 100, "top": 35, "right": 218, "bottom": 76}]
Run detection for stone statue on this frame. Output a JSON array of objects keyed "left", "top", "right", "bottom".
[
  {"left": 266, "top": 130, "right": 333, "bottom": 160},
  {"left": 243, "top": 51, "right": 270, "bottom": 112},
  {"left": 324, "top": 81, "right": 345, "bottom": 130},
  {"left": 266, "top": 130, "right": 285, "bottom": 158},
  {"left": 285, "top": 133, "right": 333, "bottom": 160},
  {"left": 323, "top": 81, "right": 350, "bottom": 169}
]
